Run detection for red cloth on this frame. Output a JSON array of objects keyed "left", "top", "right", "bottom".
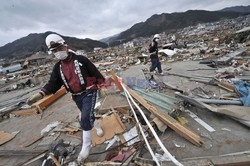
[{"left": 61, "top": 55, "right": 82, "bottom": 93}]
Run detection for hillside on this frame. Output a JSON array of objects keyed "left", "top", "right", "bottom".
[
  {"left": 220, "top": 5, "right": 250, "bottom": 13},
  {"left": 104, "top": 10, "right": 248, "bottom": 46},
  {"left": 0, "top": 31, "right": 108, "bottom": 59}
]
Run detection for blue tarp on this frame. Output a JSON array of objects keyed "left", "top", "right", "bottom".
[{"left": 234, "top": 80, "right": 250, "bottom": 106}]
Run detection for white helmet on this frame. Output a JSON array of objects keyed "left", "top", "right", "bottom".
[
  {"left": 45, "top": 34, "right": 67, "bottom": 51},
  {"left": 153, "top": 34, "right": 160, "bottom": 39}
]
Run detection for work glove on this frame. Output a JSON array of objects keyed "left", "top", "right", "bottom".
[{"left": 27, "top": 92, "right": 43, "bottom": 105}]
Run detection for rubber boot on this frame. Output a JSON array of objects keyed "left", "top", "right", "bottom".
[
  {"left": 77, "top": 130, "right": 92, "bottom": 164},
  {"left": 94, "top": 120, "right": 104, "bottom": 137}
]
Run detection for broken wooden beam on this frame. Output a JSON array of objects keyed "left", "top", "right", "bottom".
[
  {"left": 217, "top": 81, "right": 236, "bottom": 93},
  {"left": 50, "top": 154, "right": 62, "bottom": 166},
  {"left": 110, "top": 71, "right": 202, "bottom": 146},
  {"left": 110, "top": 71, "right": 123, "bottom": 92},
  {"left": 32, "top": 87, "right": 67, "bottom": 111}
]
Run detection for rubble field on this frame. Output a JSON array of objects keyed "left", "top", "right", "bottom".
[{"left": 0, "top": 15, "right": 250, "bottom": 166}]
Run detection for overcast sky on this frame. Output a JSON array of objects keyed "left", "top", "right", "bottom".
[{"left": 0, "top": 0, "right": 249, "bottom": 46}]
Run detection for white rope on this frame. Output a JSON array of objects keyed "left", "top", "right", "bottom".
[
  {"left": 120, "top": 81, "right": 183, "bottom": 166},
  {"left": 124, "top": 91, "right": 161, "bottom": 166}
]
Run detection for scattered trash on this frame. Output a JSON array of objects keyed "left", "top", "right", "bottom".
[
  {"left": 184, "top": 109, "right": 215, "bottom": 132},
  {"left": 123, "top": 126, "right": 141, "bottom": 146},
  {"left": 221, "top": 128, "right": 231, "bottom": 132},
  {"left": 155, "top": 153, "right": 171, "bottom": 161},
  {"left": 104, "top": 135, "right": 120, "bottom": 150},
  {"left": 201, "top": 132, "right": 212, "bottom": 140},
  {"left": 173, "top": 140, "right": 186, "bottom": 148},
  {"left": 41, "top": 121, "right": 61, "bottom": 136}
]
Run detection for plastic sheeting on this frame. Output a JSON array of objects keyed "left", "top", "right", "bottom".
[{"left": 234, "top": 80, "right": 250, "bottom": 106}]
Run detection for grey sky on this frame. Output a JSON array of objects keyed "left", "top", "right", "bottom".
[{"left": 0, "top": 0, "right": 249, "bottom": 46}]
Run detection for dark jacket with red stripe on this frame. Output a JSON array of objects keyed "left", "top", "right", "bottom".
[
  {"left": 42, "top": 52, "right": 104, "bottom": 94},
  {"left": 149, "top": 40, "right": 158, "bottom": 59}
]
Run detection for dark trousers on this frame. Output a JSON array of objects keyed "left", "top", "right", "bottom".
[
  {"left": 72, "top": 89, "right": 97, "bottom": 131},
  {"left": 150, "top": 58, "right": 162, "bottom": 73}
]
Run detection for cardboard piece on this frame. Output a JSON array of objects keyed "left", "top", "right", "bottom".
[
  {"left": 91, "top": 113, "right": 126, "bottom": 146},
  {"left": 11, "top": 108, "right": 38, "bottom": 116},
  {"left": 153, "top": 117, "right": 168, "bottom": 132},
  {"left": 0, "top": 131, "right": 15, "bottom": 146}
]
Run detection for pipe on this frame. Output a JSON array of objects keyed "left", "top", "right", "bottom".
[
  {"left": 121, "top": 81, "right": 183, "bottom": 166},
  {"left": 196, "top": 98, "right": 242, "bottom": 105},
  {"left": 124, "top": 90, "right": 161, "bottom": 166}
]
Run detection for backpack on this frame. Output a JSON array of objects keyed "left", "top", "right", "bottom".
[{"left": 148, "top": 43, "right": 154, "bottom": 53}]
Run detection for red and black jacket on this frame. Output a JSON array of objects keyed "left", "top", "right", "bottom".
[{"left": 42, "top": 52, "right": 105, "bottom": 95}]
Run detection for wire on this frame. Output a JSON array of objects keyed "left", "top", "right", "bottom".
[
  {"left": 124, "top": 89, "right": 161, "bottom": 166},
  {"left": 120, "top": 80, "right": 183, "bottom": 166}
]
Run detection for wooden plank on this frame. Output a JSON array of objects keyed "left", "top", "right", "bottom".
[
  {"left": 217, "top": 81, "right": 236, "bottom": 93},
  {"left": 33, "top": 87, "right": 67, "bottom": 111},
  {"left": 110, "top": 70, "right": 123, "bottom": 92},
  {"left": 50, "top": 154, "right": 61, "bottom": 166}
]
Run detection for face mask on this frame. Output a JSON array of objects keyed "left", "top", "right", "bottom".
[
  {"left": 54, "top": 51, "right": 68, "bottom": 60},
  {"left": 155, "top": 39, "right": 160, "bottom": 42}
]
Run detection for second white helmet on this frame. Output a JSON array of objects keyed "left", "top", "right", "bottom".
[{"left": 153, "top": 34, "right": 160, "bottom": 39}]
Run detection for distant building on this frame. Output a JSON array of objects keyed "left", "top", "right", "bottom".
[{"left": 0, "top": 64, "right": 23, "bottom": 74}]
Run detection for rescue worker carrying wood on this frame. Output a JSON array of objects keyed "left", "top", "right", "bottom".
[
  {"left": 149, "top": 34, "right": 163, "bottom": 75},
  {"left": 27, "top": 34, "right": 105, "bottom": 164}
]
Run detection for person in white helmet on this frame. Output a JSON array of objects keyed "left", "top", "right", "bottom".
[
  {"left": 148, "top": 34, "right": 163, "bottom": 75},
  {"left": 27, "top": 34, "right": 105, "bottom": 163}
]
